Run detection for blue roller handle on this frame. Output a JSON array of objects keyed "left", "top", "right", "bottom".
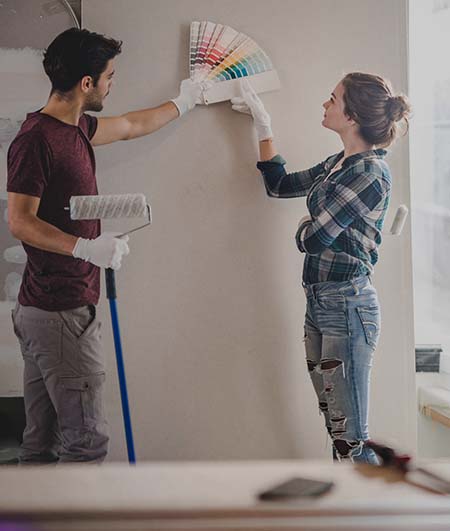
[{"left": 105, "top": 268, "right": 136, "bottom": 464}]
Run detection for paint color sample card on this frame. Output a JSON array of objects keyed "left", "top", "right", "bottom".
[{"left": 189, "top": 21, "right": 281, "bottom": 104}]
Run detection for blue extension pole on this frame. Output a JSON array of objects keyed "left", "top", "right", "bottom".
[{"left": 105, "top": 268, "right": 136, "bottom": 464}]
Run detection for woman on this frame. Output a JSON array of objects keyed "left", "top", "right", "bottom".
[{"left": 231, "top": 73, "right": 411, "bottom": 464}]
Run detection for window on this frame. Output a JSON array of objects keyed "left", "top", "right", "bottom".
[{"left": 410, "top": 0, "right": 450, "bottom": 386}]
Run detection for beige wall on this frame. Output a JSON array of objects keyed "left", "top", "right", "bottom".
[{"left": 83, "top": 0, "right": 415, "bottom": 461}]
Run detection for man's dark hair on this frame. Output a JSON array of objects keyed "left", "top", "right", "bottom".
[{"left": 43, "top": 28, "right": 122, "bottom": 93}]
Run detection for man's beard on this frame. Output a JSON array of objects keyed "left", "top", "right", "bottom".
[{"left": 84, "top": 89, "right": 104, "bottom": 112}]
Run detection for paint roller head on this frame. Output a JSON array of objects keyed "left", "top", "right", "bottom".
[
  {"left": 69, "top": 194, "right": 148, "bottom": 220},
  {"left": 389, "top": 204, "right": 408, "bottom": 236},
  {"left": 69, "top": 194, "right": 151, "bottom": 238}
]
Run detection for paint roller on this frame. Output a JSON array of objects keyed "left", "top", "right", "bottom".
[
  {"left": 69, "top": 193, "right": 152, "bottom": 464},
  {"left": 385, "top": 204, "right": 409, "bottom": 236},
  {"left": 69, "top": 193, "right": 152, "bottom": 235}
]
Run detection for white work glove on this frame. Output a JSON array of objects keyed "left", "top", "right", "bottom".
[
  {"left": 171, "top": 79, "right": 203, "bottom": 116},
  {"left": 72, "top": 232, "right": 130, "bottom": 270},
  {"left": 231, "top": 79, "right": 273, "bottom": 141}
]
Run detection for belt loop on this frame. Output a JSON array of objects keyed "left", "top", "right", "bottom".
[{"left": 352, "top": 280, "right": 359, "bottom": 296}]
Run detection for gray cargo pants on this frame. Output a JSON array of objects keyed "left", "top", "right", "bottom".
[{"left": 11, "top": 303, "right": 109, "bottom": 463}]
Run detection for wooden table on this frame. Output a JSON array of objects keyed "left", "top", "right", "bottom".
[{"left": 1, "top": 460, "right": 450, "bottom": 530}]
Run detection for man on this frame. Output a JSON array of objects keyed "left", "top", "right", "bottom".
[{"left": 7, "top": 28, "right": 202, "bottom": 464}]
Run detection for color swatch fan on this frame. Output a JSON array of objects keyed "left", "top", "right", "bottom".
[{"left": 190, "top": 21, "right": 281, "bottom": 105}]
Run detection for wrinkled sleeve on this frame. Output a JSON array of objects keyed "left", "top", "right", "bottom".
[
  {"left": 295, "top": 172, "right": 386, "bottom": 255},
  {"left": 82, "top": 113, "right": 98, "bottom": 140},
  {"left": 256, "top": 154, "right": 325, "bottom": 198}
]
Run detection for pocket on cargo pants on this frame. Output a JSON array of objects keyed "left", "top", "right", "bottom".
[
  {"left": 59, "top": 372, "right": 105, "bottom": 427},
  {"left": 58, "top": 372, "right": 107, "bottom": 452}
]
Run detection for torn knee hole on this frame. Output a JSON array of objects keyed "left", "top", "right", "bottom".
[
  {"left": 320, "top": 359, "right": 343, "bottom": 371},
  {"left": 306, "top": 359, "right": 317, "bottom": 372},
  {"left": 307, "top": 359, "right": 343, "bottom": 375},
  {"left": 333, "top": 439, "right": 361, "bottom": 457},
  {"left": 319, "top": 401, "right": 328, "bottom": 412},
  {"left": 330, "top": 415, "right": 347, "bottom": 432}
]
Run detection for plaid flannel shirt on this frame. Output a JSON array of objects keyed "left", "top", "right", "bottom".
[{"left": 256, "top": 149, "right": 391, "bottom": 285}]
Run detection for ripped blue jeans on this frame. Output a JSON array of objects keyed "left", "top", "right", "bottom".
[{"left": 303, "top": 275, "right": 380, "bottom": 465}]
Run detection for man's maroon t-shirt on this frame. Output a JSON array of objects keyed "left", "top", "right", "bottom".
[{"left": 7, "top": 112, "right": 101, "bottom": 311}]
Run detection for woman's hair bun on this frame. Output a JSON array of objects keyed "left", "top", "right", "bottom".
[{"left": 386, "top": 95, "right": 411, "bottom": 122}]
